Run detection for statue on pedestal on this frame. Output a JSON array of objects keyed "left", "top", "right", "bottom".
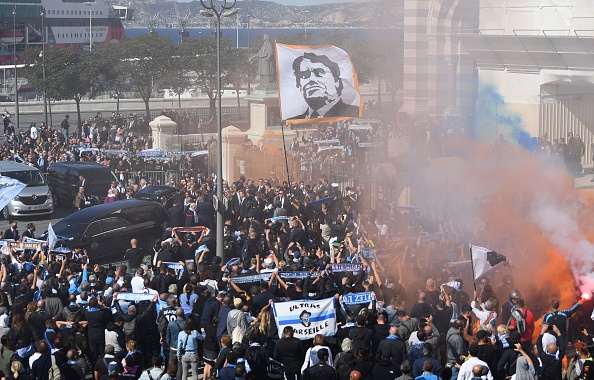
[{"left": 250, "top": 34, "right": 276, "bottom": 90}]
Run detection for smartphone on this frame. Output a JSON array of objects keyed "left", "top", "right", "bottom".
[{"left": 81, "top": 256, "right": 89, "bottom": 265}]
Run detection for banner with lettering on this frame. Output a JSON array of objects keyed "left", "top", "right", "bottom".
[
  {"left": 230, "top": 271, "right": 315, "bottom": 285},
  {"left": 116, "top": 293, "right": 155, "bottom": 302},
  {"left": 342, "top": 292, "right": 373, "bottom": 305},
  {"left": 272, "top": 297, "right": 337, "bottom": 340},
  {"left": 329, "top": 263, "right": 363, "bottom": 272}
]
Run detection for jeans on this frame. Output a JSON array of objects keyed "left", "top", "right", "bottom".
[
  {"left": 181, "top": 352, "right": 198, "bottom": 380},
  {"left": 451, "top": 364, "right": 459, "bottom": 380},
  {"left": 62, "top": 128, "right": 68, "bottom": 140},
  {"left": 169, "top": 349, "right": 182, "bottom": 380}
]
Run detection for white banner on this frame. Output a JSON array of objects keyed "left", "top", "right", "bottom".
[
  {"left": 272, "top": 298, "right": 337, "bottom": 340},
  {"left": 47, "top": 223, "right": 57, "bottom": 251},
  {"left": 0, "top": 176, "right": 26, "bottom": 212},
  {"left": 116, "top": 293, "right": 155, "bottom": 302},
  {"left": 277, "top": 43, "right": 361, "bottom": 124}
]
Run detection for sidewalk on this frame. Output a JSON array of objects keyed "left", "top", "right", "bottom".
[{"left": 574, "top": 164, "right": 594, "bottom": 191}]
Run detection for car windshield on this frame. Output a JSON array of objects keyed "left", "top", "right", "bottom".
[
  {"left": 51, "top": 221, "right": 86, "bottom": 240},
  {"left": 1, "top": 170, "right": 45, "bottom": 187}
]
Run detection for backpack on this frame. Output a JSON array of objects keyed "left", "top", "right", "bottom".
[
  {"left": 146, "top": 368, "right": 167, "bottom": 380},
  {"left": 581, "top": 358, "right": 594, "bottom": 380},
  {"left": 48, "top": 354, "right": 64, "bottom": 380},
  {"left": 547, "top": 311, "right": 567, "bottom": 333},
  {"left": 510, "top": 309, "right": 526, "bottom": 334},
  {"left": 473, "top": 312, "right": 496, "bottom": 335},
  {"left": 408, "top": 343, "right": 425, "bottom": 363}
]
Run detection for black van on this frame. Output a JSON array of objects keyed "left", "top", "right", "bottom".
[
  {"left": 48, "top": 200, "right": 170, "bottom": 264},
  {"left": 47, "top": 162, "right": 118, "bottom": 208}
]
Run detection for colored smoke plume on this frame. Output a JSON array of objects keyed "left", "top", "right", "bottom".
[{"left": 422, "top": 139, "right": 591, "bottom": 308}]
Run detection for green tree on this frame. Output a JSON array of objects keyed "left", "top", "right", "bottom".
[
  {"left": 225, "top": 47, "right": 254, "bottom": 118},
  {"left": 179, "top": 37, "right": 235, "bottom": 119},
  {"left": 117, "top": 34, "right": 175, "bottom": 118},
  {"left": 89, "top": 42, "right": 131, "bottom": 115},
  {"left": 26, "top": 47, "right": 94, "bottom": 128},
  {"left": 162, "top": 44, "right": 193, "bottom": 111}
]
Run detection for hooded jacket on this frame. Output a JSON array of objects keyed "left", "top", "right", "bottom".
[{"left": 446, "top": 327, "right": 466, "bottom": 365}]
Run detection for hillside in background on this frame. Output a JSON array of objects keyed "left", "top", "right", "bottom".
[{"left": 111, "top": 0, "right": 402, "bottom": 29}]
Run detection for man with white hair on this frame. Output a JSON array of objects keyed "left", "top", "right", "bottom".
[{"left": 471, "top": 290, "right": 497, "bottom": 333}]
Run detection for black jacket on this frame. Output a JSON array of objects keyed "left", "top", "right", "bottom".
[
  {"left": 410, "top": 302, "right": 434, "bottom": 320},
  {"left": 303, "top": 362, "right": 338, "bottom": 380},
  {"left": 82, "top": 307, "right": 111, "bottom": 339},
  {"left": 349, "top": 326, "right": 373, "bottom": 354},
  {"left": 274, "top": 337, "right": 303, "bottom": 373},
  {"left": 537, "top": 335, "right": 562, "bottom": 380},
  {"left": 377, "top": 337, "right": 407, "bottom": 366}
]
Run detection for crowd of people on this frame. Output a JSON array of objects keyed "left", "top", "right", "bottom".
[{"left": 0, "top": 108, "right": 590, "bottom": 380}]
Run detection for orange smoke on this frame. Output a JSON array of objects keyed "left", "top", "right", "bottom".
[{"left": 424, "top": 139, "right": 588, "bottom": 311}]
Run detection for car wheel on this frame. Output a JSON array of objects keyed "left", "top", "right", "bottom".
[{"left": 2, "top": 207, "right": 10, "bottom": 220}]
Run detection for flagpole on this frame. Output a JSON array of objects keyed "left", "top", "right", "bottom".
[{"left": 469, "top": 242, "right": 477, "bottom": 293}]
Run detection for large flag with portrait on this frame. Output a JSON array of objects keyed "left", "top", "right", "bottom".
[
  {"left": 272, "top": 297, "right": 337, "bottom": 340},
  {"left": 276, "top": 43, "right": 362, "bottom": 125}
]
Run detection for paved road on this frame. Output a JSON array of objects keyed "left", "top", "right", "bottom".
[{"left": 1, "top": 206, "right": 68, "bottom": 236}]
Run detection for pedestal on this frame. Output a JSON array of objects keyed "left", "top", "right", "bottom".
[
  {"left": 149, "top": 115, "right": 177, "bottom": 151},
  {"left": 245, "top": 88, "right": 281, "bottom": 141}
]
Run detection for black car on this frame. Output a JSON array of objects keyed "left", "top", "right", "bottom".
[
  {"left": 47, "top": 162, "right": 118, "bottom": 208},
  {"left": 133, "top": 185, "right": 178, "bottom": 208},
  {"left": 47, "top": 199, "right": 170, "bottom": 264}
]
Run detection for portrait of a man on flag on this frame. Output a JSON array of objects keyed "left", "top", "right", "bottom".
[
  {"left": 272, "top": 297, "right": 337, "bottom": 340},
  {"left": 276, "top": 43, "right": 362, "bottom": 124}
]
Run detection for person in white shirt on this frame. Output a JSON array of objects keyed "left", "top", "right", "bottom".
[
  {"left": 130, "top": 268, "right": 145, "bottom": 293},
  {"left": 457, "top": 345, "right": 493, "bottom": 380}
]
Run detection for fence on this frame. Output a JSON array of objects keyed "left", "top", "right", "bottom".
[
  {"left": 233, "top": 149, "right": 402, "bottom": 214},
  {"left": 118, "top": 170, "right": 186, "bottom": 186},
  {"left": 150, "top": 106, "right": 250, "bottom": 134},
  {"left": 329, "top": 165, "right": 400, "bottom": 214}
]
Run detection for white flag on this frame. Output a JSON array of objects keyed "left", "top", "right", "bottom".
[
  {"left": 0, "top": 176, "right": 26, "bottom": 212},
  {"left": 276, "top": 43, "right": 362, "bottom": 124},
  {"left": 471, "top": 243, "right": 508, "bottom": 280},
  {"left": 272, "top": 297, "right": 337, "bottom": 340},
  {"left": 47, "top": 223, "right": 57, "bottom": 251}
]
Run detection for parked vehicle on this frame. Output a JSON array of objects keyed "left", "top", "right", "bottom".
[
  {"left": 0, "top": 161, "right": 53, "bottom": 218},
  {"left": 47, "top": 162, "right": 118, "bottom": 208}
]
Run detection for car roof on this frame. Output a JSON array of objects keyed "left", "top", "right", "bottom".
[
  {"left": 0, "top": 161, "right": 40, "bottom": 171},
  {"left": 61, "top": 199, "right": 156, "bottom": 223},
  {"left": 51, "top": 162, "right": 110, "bottom": 171},
  {"left": 134, "top": 185, "right": 177, "bottom": 196}
]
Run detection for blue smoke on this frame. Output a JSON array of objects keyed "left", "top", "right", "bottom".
[{"left": 475, "top": 83, "right": 538, "bottom": 151}]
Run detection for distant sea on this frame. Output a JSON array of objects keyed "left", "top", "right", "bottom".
[{"left": 125, "top": 27, "right": 393, "bottom": 47}]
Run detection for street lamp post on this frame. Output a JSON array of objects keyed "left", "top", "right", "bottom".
[
  {"left": 84, "top": 2, "right": 95, "bottom": 51},
  {"left": 302, "top": 10, "right": 310, "bottom": 39},
  {"left": 12, "top": 6, "right": 19, "bottom": 131},
  {"left": 40, "top": 8, "right": 47, "bottom": 127},
  {"left": 199, "top": 0, "right": 237, "bottom": 260},
  {"left": 247, "top": 9, "right": 251, "bottom": 95}
]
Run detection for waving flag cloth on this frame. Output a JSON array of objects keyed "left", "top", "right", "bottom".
[
  {"left": 470, "top": 243, "right": 509, "bottom": 280},
  {"left": 0, "top": 176, "right": 26, "bottom": 211},
  {"left": 277, "top": 43, "right": 362, "bottom": 125},
  {"left": 273, "top": 298, "right": 337, "bottom": 340}
]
